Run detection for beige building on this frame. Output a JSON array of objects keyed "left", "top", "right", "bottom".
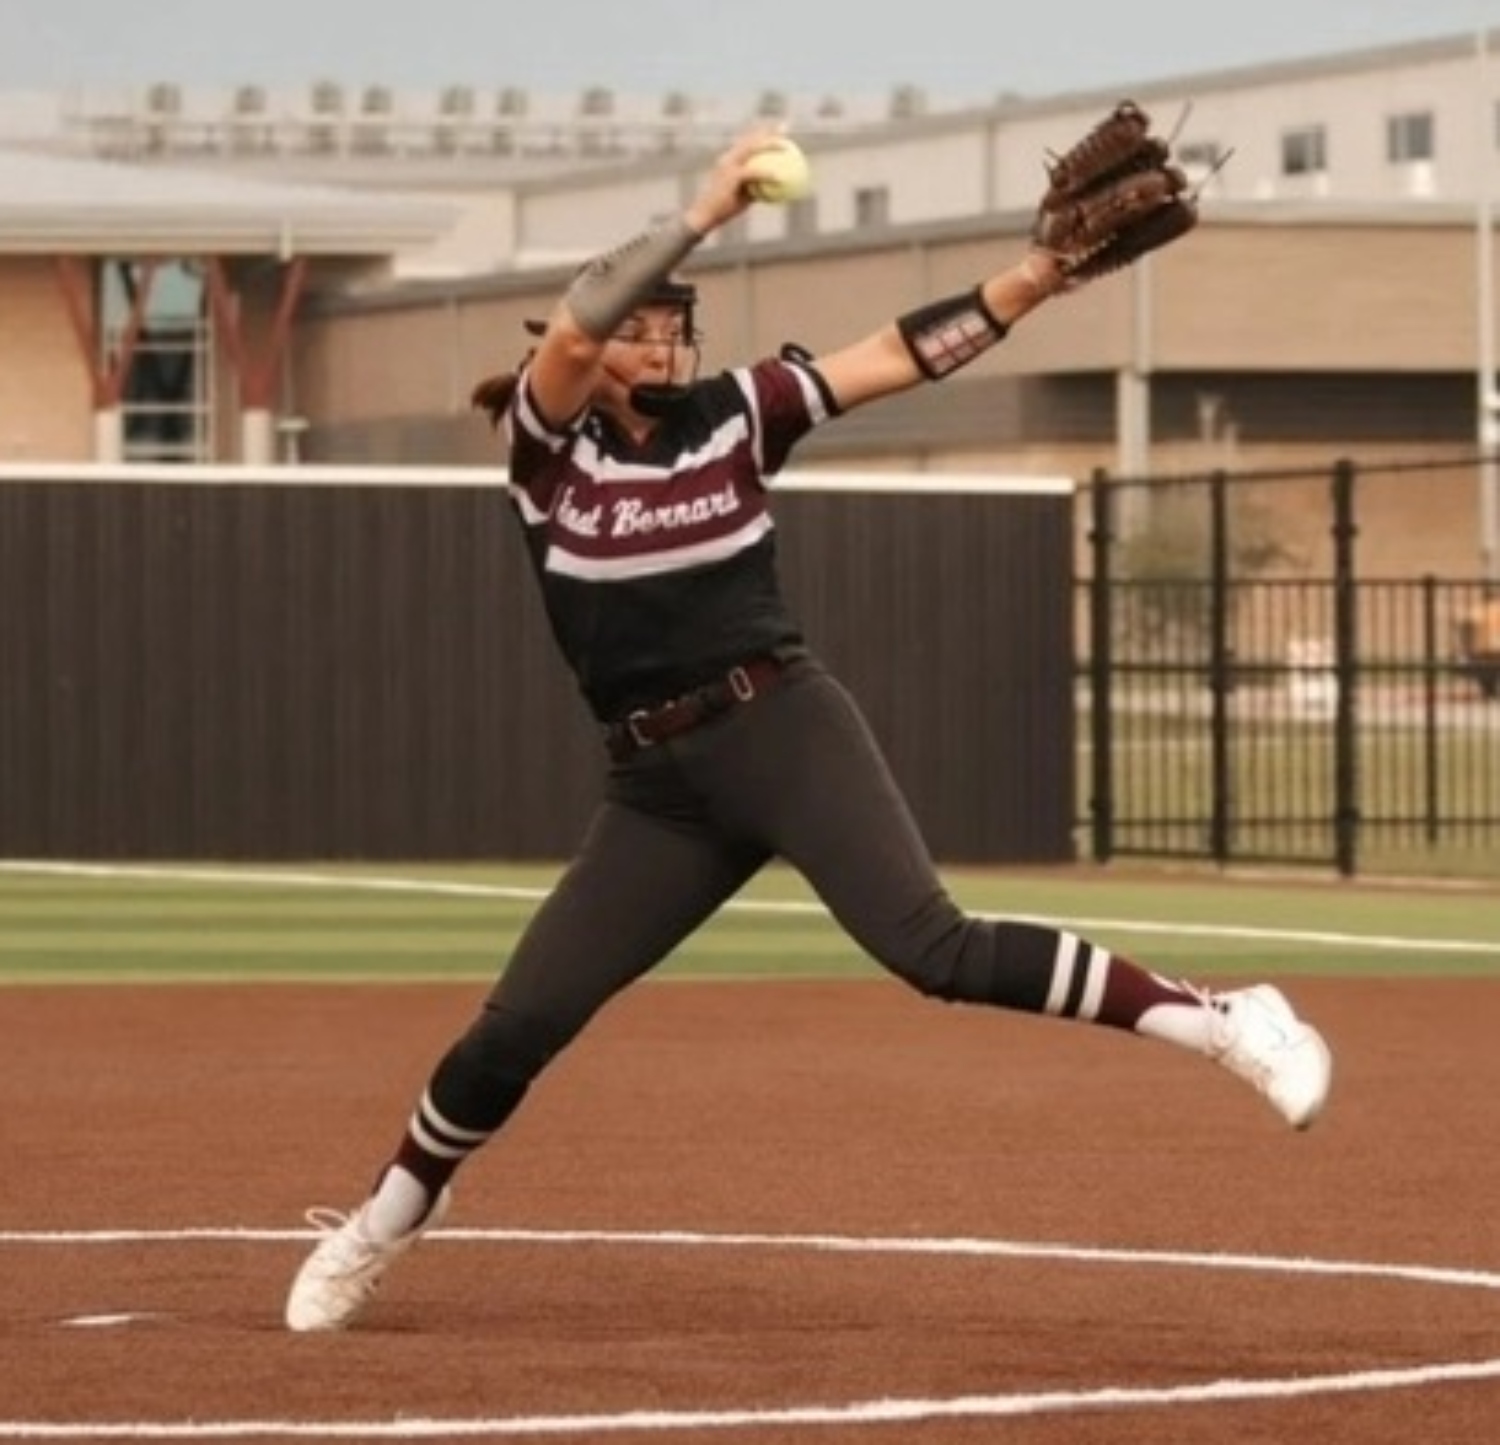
[
  {"left": 295, "top": 204, "right": 1495, "bottom": 579},
  {"left": 0, "top": 148, "right": 453, "bottom": 464},
  {"left": 2, "top": 28, "right": 1498, "bottom": 573}
]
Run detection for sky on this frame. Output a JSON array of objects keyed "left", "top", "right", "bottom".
[{"left": 1, "top": 0, "right": 1498, "bottom": 102}]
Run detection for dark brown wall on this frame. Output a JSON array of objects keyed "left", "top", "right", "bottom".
[{"left": 0, "top": 474, "right": 1073, "bottom": 863}]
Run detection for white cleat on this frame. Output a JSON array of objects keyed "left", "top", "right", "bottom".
[
  {"left": 1209, "top": 985, "right": 1333, "bottom": 1129},
  {"left": 284, "top": 1186, "right": 451, "bottom": 1332}
]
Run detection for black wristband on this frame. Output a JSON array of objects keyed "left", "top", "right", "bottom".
[{"left": 895, "top": 285, "right": 1008, "bottom": 380}]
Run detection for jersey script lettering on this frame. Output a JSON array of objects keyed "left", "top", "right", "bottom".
[
  {"left": 611, "top": 480, "right": 741, "bottom": 538},
  {"left": 553, "top": 479, "right": 744, "bottom": 543}
]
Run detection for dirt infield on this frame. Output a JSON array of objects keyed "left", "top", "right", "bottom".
[{"left": 3, "top": 976, "right": 1498, "bottom": 1443}]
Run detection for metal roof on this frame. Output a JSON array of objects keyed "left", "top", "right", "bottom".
[{"left": 0, "top": 146, "right": 457, "bottom": 255}]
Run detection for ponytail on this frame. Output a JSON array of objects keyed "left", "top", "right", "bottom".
[{"left": 470, "top": 371, "right": 520, "bottom": 429}]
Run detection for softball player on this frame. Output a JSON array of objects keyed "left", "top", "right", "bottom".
[{"left": 286, "top": 129, "right": 1332, "bottom": 1332}]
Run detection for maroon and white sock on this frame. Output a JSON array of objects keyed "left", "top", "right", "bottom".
[
  {"left": 1043, "top": 931, "right": 1216, "bottom": 1052},
  {"left": 361, "top": 1088, "right": 493, "bottom": 1241}
]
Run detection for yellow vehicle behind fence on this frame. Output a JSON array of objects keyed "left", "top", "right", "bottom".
[{"left": 1454, "top": 598, "right": 1500, "bottom": 698}]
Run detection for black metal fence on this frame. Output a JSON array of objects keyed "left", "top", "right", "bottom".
[
  {"left": 1080, "top": 455, "right": 1500, "bottom": 875},
  {"left": 11, "top": 460, "right": 1500, "bottom": 877}
]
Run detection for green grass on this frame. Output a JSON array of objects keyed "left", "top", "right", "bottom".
[
  {"left": 1084, "top": 710, "right": 1500, "bottom": 879},
  {"left": 1, "top": 859, "right": 1497, "bottom": 985}
]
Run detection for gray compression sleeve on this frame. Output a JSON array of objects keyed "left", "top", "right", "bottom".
[{"left": 564, "top": 216, "right": 702, "bottom": 341}]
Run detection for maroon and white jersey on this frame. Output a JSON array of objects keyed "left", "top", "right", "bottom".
[{"left": 504, "top": 351, "right": 838, "bottom": 720}]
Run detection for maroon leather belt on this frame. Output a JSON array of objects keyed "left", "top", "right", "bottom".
[{"left": 605, "top": 656, "right": 787, "bottom": 762}]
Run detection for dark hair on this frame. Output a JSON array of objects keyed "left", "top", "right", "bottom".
[{"left": 470, "top": 371, "right": 520, "bottom": 429}]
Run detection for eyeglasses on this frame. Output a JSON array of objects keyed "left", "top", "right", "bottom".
[{"left": 608, "top": 325, "right": 699, "bottom": 348}]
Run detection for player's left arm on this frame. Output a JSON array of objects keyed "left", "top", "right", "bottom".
[
  {"left": 815, "top": 100, "right": 1197, "bottom": 414},
  {"left": 812, "top": 254, "right": 1062, "bottom": 412}
]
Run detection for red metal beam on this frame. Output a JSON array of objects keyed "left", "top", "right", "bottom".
[
  {"left": 206, "top": 255, "right": 309, "bottom": 409},
  {"left": 52, "top": 258, "right": 160, "bottom": 408}
]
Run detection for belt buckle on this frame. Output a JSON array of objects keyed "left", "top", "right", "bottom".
[
  {"left": 727, "top": 665, "right": 755, "bottom": 702},
  {"left": 626, "top": 709, "right": 654, "bottom": 750}
]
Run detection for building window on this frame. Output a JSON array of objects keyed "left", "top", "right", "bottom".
[
  {"left": 1177, "top": 140, "right": 1225, "bottom": 171},
  {"left": 1177, "top": 139, "right": 1229, "bottom": 189},
  {"left": 786, "top": 194, "right": 818, "bottom": 238},
  {"left": 102, "top": 259, "right": 213, "bottom": 463},
  {"left": 1386, "top": 110, "right": 1434, "bottom": 163},
  {"left": 853, "top": 185, "right": 890, "bottom": 228},
  {"left": 1280, "top": 125, "right": 1327, "bottom": 176},
  {"left": 718, "top": 213, "right": 751, "bottom": 247}
]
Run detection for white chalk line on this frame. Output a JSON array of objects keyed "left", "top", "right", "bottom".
[
  {"left": 2, "top": 1225, "right": 1499, "bottom": 1437},
  {"left": 4, "top": 1223, "right": 1500, "bottom": 1295},
  {"left": 4, "top": 859, "right": 1498, "bottom": 957},
  {"left": 1, "top": 1365, "right": 1499, "bottom": 1438}
]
